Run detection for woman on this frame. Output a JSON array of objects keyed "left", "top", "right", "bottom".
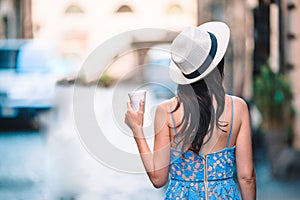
[{"left": 125, "top": 21, "right": 256, "bottom": 199}]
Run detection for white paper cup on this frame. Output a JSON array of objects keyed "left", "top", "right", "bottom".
[{"left": 128, "top": 90, "right": 146, "bottom": 112}]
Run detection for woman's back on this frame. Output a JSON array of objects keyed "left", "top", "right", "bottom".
[
  {"left": 164, "top": 95, "right": 241, "bottom": 199},
  {"left": 167, "top": 95, "right": 239, "bottom": 153}
]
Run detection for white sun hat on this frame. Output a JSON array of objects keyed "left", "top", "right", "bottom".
[{"left": 169, "top": 21, "right": 230, "bottom": 85}]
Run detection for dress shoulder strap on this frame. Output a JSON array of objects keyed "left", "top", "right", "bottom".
[
  {"left": 226, "top": 96, "right": 235, "bottom": 147},
  {"left": 168, "top": 101, "right": 182, "bottom": 147},
  {"left": 168, "top": 101, "right": 178, "bottom": 135}
]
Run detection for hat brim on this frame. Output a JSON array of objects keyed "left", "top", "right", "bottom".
[{"left": 169, "top": 21, "right": 230, "bottom": 85}]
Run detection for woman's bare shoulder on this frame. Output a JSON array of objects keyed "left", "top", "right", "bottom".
[
  {"left": 155, "top": 97, "right": 178, "bottom": 128},
  {"left": 228, "top": 95, "right": 250, "bottom": 127},
  {"left": 228, "top": 95, "right": 248, "bottom": 111},
  {"left": 158, "top": 97, "right": 178, "bottom": 111}
]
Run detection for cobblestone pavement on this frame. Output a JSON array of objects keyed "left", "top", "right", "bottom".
[{"left": 0, "top": 85, "right": 299, "bottom": 199}]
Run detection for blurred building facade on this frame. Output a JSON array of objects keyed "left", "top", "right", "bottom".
[
  {"left": 0, "top": 0, "right": 32, "bottom": 38},
  {"left": 279, "top": 0, "right": 300, "bottom": 149},
  {"left": 30, "top": 0, "right": 197, "bottom": 80},
  {"left": 265, "top": 0, "right": 300, "bottom": 150}
]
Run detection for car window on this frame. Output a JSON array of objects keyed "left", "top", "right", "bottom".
[
  {"left": 0, "top": 40, "right": 28, "bottom": 70},
  {"left": 0, "top": 49, "right": 19, "bottom": 69}
]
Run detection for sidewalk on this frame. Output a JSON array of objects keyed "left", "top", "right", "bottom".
[{"left": 255, "top": 147, "right": 300, "bottom": 200}]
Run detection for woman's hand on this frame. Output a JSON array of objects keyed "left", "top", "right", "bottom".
[{"left": 125, "top": 99, "right": 145, "bottom": 137}]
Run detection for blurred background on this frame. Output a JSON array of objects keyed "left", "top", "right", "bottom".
[{"left": 0, "top": 0, "right": 300, "bottom": 199}]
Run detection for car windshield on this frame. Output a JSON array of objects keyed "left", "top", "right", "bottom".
[
  {"left": 0, "top": 40, "right": 28, "bottom": 70},
  {"left": 0, "top": 49, "right": 19, "bottom": 69}
]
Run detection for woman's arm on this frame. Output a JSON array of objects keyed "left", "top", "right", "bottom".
[
  {"left": 235, "top": 99, "right": 256, "bottom": 199},
  {"left": 125, "top": 100, "right": 171, "bottom": 188}
]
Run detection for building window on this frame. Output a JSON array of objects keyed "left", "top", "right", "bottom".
[
  {"left": 0, "top": 16, "right": 8, "bottom": 38},
  {"left": 116, "top": 5, "right": 134, "bottom": 13},
  {"left": 65, "top": 4, "right": 84, "bottom": 14},
  {"left": 167, "top": 4, "right": 184, "bottom": 15}
]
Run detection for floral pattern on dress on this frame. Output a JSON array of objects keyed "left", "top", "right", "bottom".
[{"left": 164, "top": 146, "right": 240, "bottom": 200}]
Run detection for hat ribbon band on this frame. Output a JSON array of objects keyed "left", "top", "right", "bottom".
[{"left": 182, "top": 32, "right": 218, "bottom": 79}]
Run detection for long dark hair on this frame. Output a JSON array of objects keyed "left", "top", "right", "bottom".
[{"left": 172, "top": 58, "right": 227, "bottom": 153}]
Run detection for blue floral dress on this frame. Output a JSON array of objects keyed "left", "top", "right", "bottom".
[{"left": 164, "top": 97, "right": 240, "bottom": 200}]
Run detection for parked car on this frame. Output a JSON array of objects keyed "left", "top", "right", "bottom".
[{"left": 0, "top": 39, "right": 56, "bottom": 126}]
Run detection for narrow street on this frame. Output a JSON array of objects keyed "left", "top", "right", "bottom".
[{"left": 0, "top": 85, "right": 300, "bottom": 199}]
